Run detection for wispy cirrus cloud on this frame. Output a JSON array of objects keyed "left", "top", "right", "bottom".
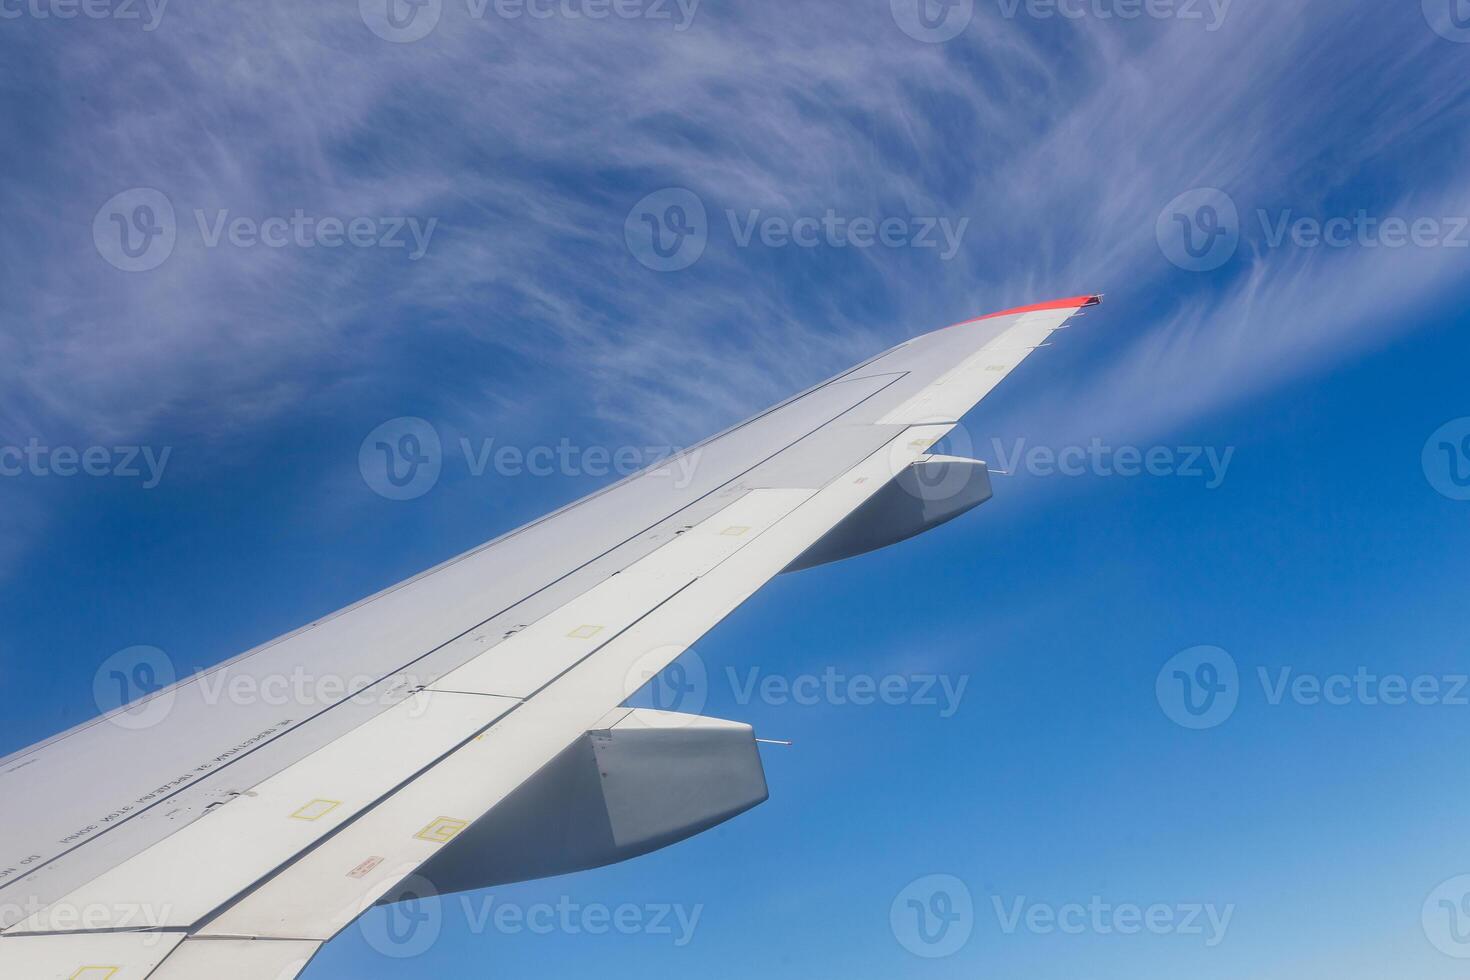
[{"left": 2, "top": 0, "right": 1469, "bottom": 556}]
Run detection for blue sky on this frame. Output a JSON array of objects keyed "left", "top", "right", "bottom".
[{"left": 4, "top": 0, "right": 1470, "bottom": 976}]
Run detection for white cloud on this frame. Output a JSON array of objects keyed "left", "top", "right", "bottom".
[{"left": 2, "top": 0, "right": 1468, "bottom": 514}]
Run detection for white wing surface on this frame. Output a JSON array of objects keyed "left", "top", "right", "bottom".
[{"left": 0, "top": 296, "right": 1099, "bottom": 979}]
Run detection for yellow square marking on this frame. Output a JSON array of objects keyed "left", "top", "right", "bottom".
[
  {"left": 290, "top": 799, "right": 342, "bottom": 822},
  {"left": 721, "top": 525, "right": 751, "bottom": 536},
  {"left": 71, "top": 970, "right": 119, "bottom": 980},
  {"left": 909, "top": 438, "right": 935, "bottom": 450},
  {"left": 567, "top": 624, "right": 604, "bottom": 640},
  {"left": 985, "top": 364, "right": 1007, "bottom": 372},
  {"left": 415, "top": 816, "right": 469, "bottom": 844}
]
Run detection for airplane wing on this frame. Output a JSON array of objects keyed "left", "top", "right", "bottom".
[{"left": 0, "top": 296, "right": 1100, "bottom": 979}]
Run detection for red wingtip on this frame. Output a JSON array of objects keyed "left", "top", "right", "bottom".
[{"left": 951, "top": 294, "right": 1101, "bottom": 328}]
